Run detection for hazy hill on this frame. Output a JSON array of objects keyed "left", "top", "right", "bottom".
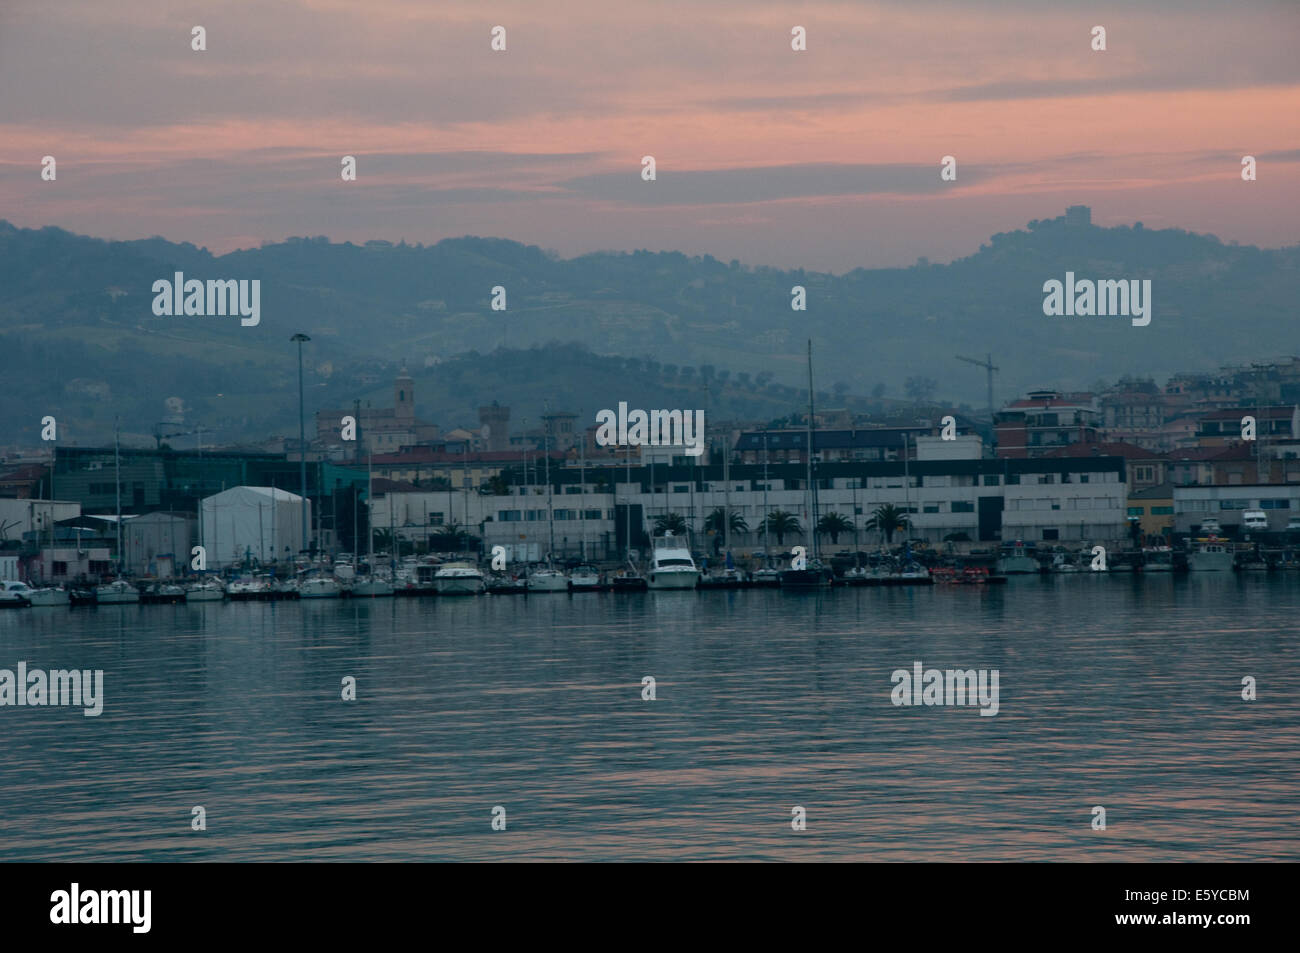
[{"left": 0, "top": 213, "right": 1295, "bottom": 445}]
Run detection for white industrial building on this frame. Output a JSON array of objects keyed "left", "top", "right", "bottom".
[
  {"left": 369, "top": 450, "right": 1129, "bottom": 561},
  {"left": 200, "top": 486, "right": 310, "bottom": 568}
]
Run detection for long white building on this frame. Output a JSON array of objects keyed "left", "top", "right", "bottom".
[{"left": 370, "top": 453, "right": 1129, "bottom": 560}]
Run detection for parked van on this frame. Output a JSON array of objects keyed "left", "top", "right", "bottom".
[
  {"left": 1199, "top": 517, "right": 1222, "bottom": 535},
  {"left": 1242, "top": 510, "right": 1269, "bottom": 532}
]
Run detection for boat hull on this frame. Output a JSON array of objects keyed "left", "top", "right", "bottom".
[
  {"left": 185, "top": 587, "right": 226, "bottom": 601},
  {"left": 1188, "top": 551, "right": 1234, "bottom": 572},
  {"left": 27, "top": 589, "right": 71, "bottom": 607},
  {"left": 647, "top": 569, "right": 700, "bottom": 590},
  {"left": 526, "top": 574, "right": 569, "bottom": 592},
  {"left": 435, "top": 577, "right": 485, "bottom": 595}
]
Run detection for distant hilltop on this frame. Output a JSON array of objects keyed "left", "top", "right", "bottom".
[{"left": 0, "top": 211, "right": 1295, "bottom": 444}]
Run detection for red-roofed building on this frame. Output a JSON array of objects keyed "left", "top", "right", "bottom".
[{"left": 994, "top": 390, "right": 1100, "bottom": 459}]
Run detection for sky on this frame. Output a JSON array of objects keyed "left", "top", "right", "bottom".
[{"left": 1, "top": 0, "right": 1298, "bottom": 272}]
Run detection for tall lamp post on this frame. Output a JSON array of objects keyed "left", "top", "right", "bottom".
[{"left": 291, "top": 333, "right": 311, "bottom": 555}]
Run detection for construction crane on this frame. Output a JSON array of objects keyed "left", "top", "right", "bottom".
[{"left": 956, "top": 353, "right": 999, "bottom": 418}]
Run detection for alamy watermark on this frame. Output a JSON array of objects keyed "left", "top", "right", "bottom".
[
  {"left": 595, "top": 402, "right": 705, "bottom": 456},
  {"left": 0, "top": 661, "right": 103, "bottom": 716},
  {"left": 50, "top": 883, "right": 150, "bottom": 933},
  {"left": 151, "top": 272, "right": 261, "bottom": 326},
  {"left": 890, "top": 661, "right": 999, "bottom": 716},
  {"left": 1042, "top": 272, "right": 1151, "bottom": 327}
]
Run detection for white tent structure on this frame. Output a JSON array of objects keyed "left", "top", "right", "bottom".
[{"left": 200, "top": 486, "right": 309, "bottom": 568}]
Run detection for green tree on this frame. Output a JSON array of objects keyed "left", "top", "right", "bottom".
[
  {"left": 763, "top": 510, "right": 802, "bottom": 546},
  {"left": 865, "top": 504, "right": 910, "bottom": 545},
  {"left": 816, "top": 512, "right": 854, "bottom": 545}
]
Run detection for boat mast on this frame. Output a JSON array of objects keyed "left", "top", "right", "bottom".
[
  {"left": 367, "top": 450, "right": 374, "bottom": 569},
  {"left": 763, "top": 431, "right": 771, "bottom": 566},
  {"left": 543, "top": 418, "right": 554, "bottom": 563},
  {"left": 580, "top": 410, "right": 587, "bottom": 562},
  {"left": 114, "top": 418, "right": 122, "bottom": 577},
  {"left": 722, "top": 422, "right": 730, "bottom": 558},
  {"left": 806, "top": 339, "right": 818, "bottom": 560}
]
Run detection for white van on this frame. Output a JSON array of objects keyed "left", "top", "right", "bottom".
[
  {"left": 1199, "top": 517, "right": 1221, "bottom": 535},
  {"left": 1242, "top": 510, "right": 1269, "bottom": 532}
]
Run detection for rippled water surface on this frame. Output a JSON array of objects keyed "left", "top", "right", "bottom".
[{"left": 2, "top": 574, "right": 1298, "bottom": 861}]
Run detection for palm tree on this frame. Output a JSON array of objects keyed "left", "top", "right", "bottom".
[
  {"left": 653, "top": 512, "right": 688, "bottom": 535},
  {"left": 704, "top": 507, "right": 749, "bottom": 536},
  {"left": 816, "top": 512, "right": 854, "bottom": 545},
  {"left": 704, "top": 507, "right": 750, "bottom": 554},
  {"left": 865, "top": 504, "right": 910, "bottom": 545},
  {"left": 763, "top": 510, "right": 802, "bottom": 547}
]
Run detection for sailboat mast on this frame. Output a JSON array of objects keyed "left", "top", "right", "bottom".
[
  {"left": 367, "top": 451, "right": 374, "bottom": 566},
  {"left": 543, "top": 427, "right": 554, "bottom": 561},
  {"left": 763, "top": 431, "right": 770, "bottom": 565},
  {"left": 806, "top": 339, "right": 818, "bottom": 559},
  {"left": 114, "top": 419, "right": 123, "bottom": 576}
]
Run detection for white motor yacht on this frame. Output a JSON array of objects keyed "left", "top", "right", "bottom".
[
  {"left": 647, "top": 532, "right": 701, "bottom": 590},
  {"left": 434, "top": 562, "right": 486, "bottom": 595},
  {"left": 0, "top": 580, "right": 33, "bottom": 607}
]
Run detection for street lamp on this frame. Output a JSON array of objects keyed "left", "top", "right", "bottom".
[{"left": 291, "top": 333, "right": 311, "bottom": 555}]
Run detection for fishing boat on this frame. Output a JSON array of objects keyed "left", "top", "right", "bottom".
[
  {"left": 185, "top": 577, "right": 227, "bottom": 601},
  {"left": 996, "top": 540, "right": 1040, "bottom": 575},
  {"left": 646, "top": 531, "right": 701, "bottom": 589},
  {"left": 434, "top": 561, "right": 486, "bottom": 595},
  {"left": 26, "top": 585, "right": 71, "bottom": 607},
  {"left": 1187, "top": 537, "right": 1234, "bottom": 572},
  {"left": 95, "top": 578, "right": 140, "bottom": 604}
]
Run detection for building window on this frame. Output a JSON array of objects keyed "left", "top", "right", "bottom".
[
  {"left": 429, "top": 512, "right": 444, "bottom": 525},
  {"left": 1042, "top": 528, "right": 1059, "bottom": 540},
  {"left": 1219, "top": 500, "right": 1249, "bottom": 510},
  {"left": 1127, "top": 506, "right": 1144, "bottom": 516},
  {"left": 1150, "top": 506, "right": 1173, "bottom": 515},
  {"left": 951, "top": 501, "right": 974, "bottom": 513},
  {"left": 982, "top": 474, "right": 999, "bottom": 486},
  {"left": 1261, "top": 499, "right": 1291, "bottom": 509}
]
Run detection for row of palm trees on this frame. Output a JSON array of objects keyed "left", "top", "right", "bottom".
[{"left": 655, "top": 503, "right": 914, "bottom": 548}]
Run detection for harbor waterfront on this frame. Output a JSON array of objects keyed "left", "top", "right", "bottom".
[{"left": 1, "top": 574, "right": 1297, "bottom": 862}]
